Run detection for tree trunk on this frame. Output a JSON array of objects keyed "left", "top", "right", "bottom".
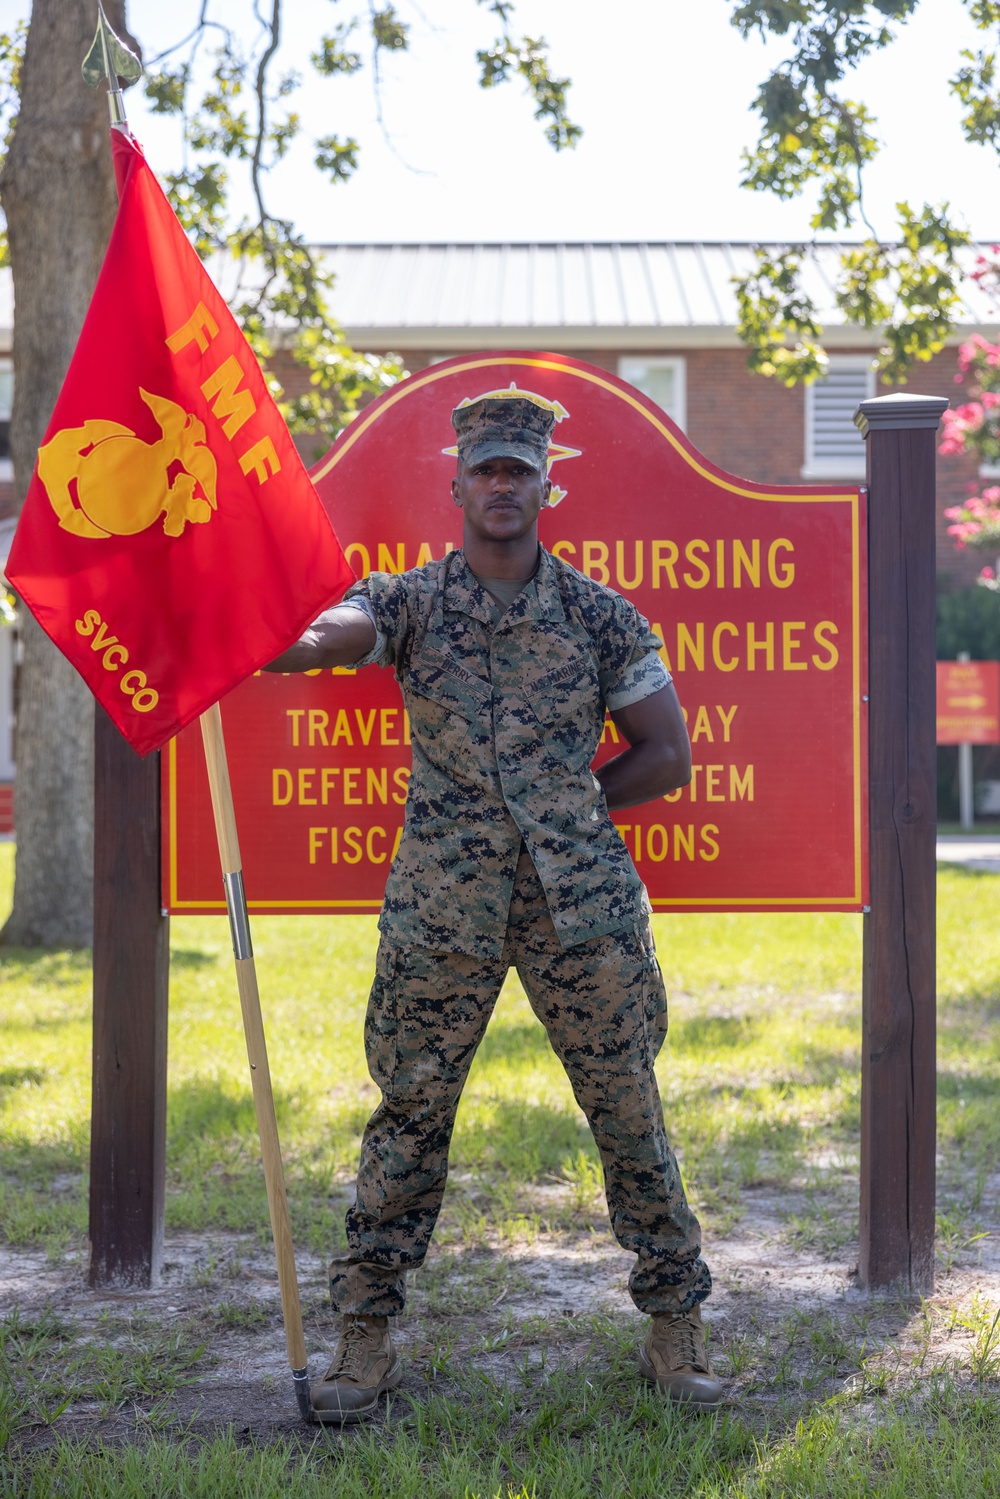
[{"left": 0, "top": 0, "right": 135, "bottom": 946}]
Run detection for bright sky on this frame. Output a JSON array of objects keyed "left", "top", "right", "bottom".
[{"left": 1, "top": 0, "right": 998, "bottom": 244}]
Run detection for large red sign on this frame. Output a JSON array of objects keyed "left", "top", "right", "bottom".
[
  {"left": 163, "top": 352, "right": 868, "bottom": 914},
  {"left": 937, "top": 660, "right": 1000, "bottom": 744}
]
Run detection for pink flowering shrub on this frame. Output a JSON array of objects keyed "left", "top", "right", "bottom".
[
  {"left": 940, "top": 281, "right": 1000, "bottom": 555},
  {"left": 944, "top": 487, "right": 1000, "bottom": 548},
  {"left": 939, "top": 399, "right": 1000, "bottom": 461},
  {"left": 969, "top": 246, "right": 1000, "bottom": 312},
  {"left": 939, "top": 335, "right": 1000, "bottom": 464}
]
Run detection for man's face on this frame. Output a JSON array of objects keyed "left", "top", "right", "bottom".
[{"left": 451, "top": 455, "right": 552, "bottom": 544}]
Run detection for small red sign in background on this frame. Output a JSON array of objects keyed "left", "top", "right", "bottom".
[
  {"left": 163, "top": 352, "right": 868, "bottom": 914},
  {"left": 936, "top": 660, "right": 1000, "bottom": 744}
]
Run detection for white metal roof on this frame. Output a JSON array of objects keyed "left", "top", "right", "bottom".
[
  {"left": 0, "top": 240, "right": 997, "bottom": 351},
  {"left": 317, "top": 240, "right": 1000, "bottom": 350}
]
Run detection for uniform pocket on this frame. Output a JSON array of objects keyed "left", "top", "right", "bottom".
[
  {"left": 405, "top": 651, "right": 491, "bottom": 767},
  {"left": 364, "top": 941, "right": 399, "bottom": 1093},
  {"left": 527, "top": 661, "right": 600, "bottom": 729},
  {"left": 637, "top": 922, "right": 668, "bottom": 1063}
]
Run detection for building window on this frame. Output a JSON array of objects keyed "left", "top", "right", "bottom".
[
  {"left": 618, "top": 357, "right": 686, "bottom": 431},
  {"left": 803, "top": 356, "right": 874, "bottom": 479}
]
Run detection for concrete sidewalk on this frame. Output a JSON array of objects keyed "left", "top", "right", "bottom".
[{"left": 937, "top": 835, "right": 1000, "bottom": 872}]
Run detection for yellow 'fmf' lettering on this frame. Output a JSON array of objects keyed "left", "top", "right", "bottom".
[
  {"left": 201, "top": 356, "right": 256, "bottom": 439},
  {"left": 166, "top": 302, "right": 220, "bottom": 356},
  {"left": 239, "top": 436, "right": 280, "bottom": 485}
]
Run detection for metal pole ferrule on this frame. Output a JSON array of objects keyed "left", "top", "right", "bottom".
[
  {"left": 223, "top": 870, "right": 253, "bottom": 960},
  {"left": 107, "top": 86, "right": 127, "bottom": 127},
  {"left": 292, "top": 1365, "right": 313, "bottom": 1422}
]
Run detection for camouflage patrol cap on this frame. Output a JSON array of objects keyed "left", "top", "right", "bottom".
[{"left": 451, "top": 393, "right": 555, "bottom": 471}]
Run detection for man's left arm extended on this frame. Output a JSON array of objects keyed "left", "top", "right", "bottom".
[{"left": 596, "top": 683, "right": 692, "bottom": 809}]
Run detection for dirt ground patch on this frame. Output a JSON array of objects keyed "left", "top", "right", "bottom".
[{"left": 5, "top": 1177, "right": 1000, "bottom": 1451}]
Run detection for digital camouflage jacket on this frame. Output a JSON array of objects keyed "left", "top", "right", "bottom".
[{"left": 344, "top": 546, "right": 664, "bottom": 957}]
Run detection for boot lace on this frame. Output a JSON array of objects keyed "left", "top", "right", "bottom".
[
  {"left": 327, "top": 1318, "right": 375, "bottom": 1381},
  {"left": 656, "top": 1312, "right": 702, "bottom": 1371}
]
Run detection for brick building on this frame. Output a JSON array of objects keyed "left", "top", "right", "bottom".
[
  {"left": 1, "top": 241, "right": 997, "bottom": 834},
  {"left": 272, "top": 240, "right": 999, "bottom": 590}
]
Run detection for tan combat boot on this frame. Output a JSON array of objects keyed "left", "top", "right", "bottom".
[
  {"left": 310, "top": 1313, "right": 402, "bottom": 1424},
  {"left": 637, "top": 1304, "right": 723, "bottom": 1411}
]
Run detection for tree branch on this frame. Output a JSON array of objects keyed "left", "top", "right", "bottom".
[
  {"left": 146, "top": 1, "right": 226, "bottom": 68},
  {"left": 251, "top": 0, "right": 282, "bottom": 239}
]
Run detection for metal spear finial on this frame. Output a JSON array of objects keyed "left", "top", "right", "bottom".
[{"left": 82, "top": 3, "right": 142, "bottom": 127}]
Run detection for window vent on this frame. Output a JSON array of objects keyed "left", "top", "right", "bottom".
[{"left": 804, "top": 359, "right": 873, "bottom": 478}]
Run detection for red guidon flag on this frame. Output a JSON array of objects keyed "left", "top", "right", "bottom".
[{"left": 6, "top": 129, "right": 354, "bottom": 756}]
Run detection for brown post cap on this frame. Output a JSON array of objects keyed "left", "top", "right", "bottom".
[{"left": 854, "top": 394, "right": 950, "bottom": 438}]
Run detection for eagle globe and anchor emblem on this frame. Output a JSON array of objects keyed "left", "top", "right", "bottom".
[
  {"left": 36, "top": 379, "right": 580, "bottom": 542},
  {"left": 37, "top": 387, "right": 218, "bottom": 540},
  {"left": 443, "top": 382, "right": 582, "bottom": 503}
]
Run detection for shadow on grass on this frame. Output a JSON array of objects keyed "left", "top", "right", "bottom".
[
  {"left": 473, "top": 1019, "right": 554, "bottom": 1066},
  {"left": 165, "top": 1081, "right": 274, "bottom": 1234},
  {"left": 669, "top": 1013, "right": 760, "bottom": 1051},
  {"left": 940, "top": 993, "right": 1000, "bottom": 1032},
  {"left": 452, "top": 1096, "right": 595, "bottom": 1179},
  {"left": 0, "top": 1066, "right": 46, "bottom": 1089},
  {"left": 164, "top": 1078, "right": 356, "bottom": 1237},
  {"left": 167, "top": 1079, "right": 262, "bottom": 1146},
  {"left": 0, "top": 1140, "right": 89, "bottom": 1248},
  {"left": 0, "top": 948, "right": 91, "bottom": 980},
  {"left": 938, "top": 1068, "right": 1000, "bottom": 1100},
  {"left": 937, "top": 1065, "right": 1000, "bottom": 1171},
  {"left": 169, "top": 949, "right": 217, "bottom": 969},
  {"left": 1, "top": 1136, "right": 87, "bottom": 1183}
]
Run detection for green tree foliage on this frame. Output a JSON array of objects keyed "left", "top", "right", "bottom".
[
  {"left": 135, "top": 0, "right": 578, "bottom": 446},
  {"left": 475, "top": 0, "right": 581, "bottom": 150},
  {"left": 731, "top": 0, "right": 999, "bottom": 385},
  {"left": 937, "top": 581, "right": 1000, "bottom": 659},
  {"left": 0, "top": 3, "right": 578, "bottom": 449}
]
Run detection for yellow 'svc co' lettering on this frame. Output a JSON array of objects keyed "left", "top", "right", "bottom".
[{"left": 75, "top": 609, "right": 159, "bottom": 713}]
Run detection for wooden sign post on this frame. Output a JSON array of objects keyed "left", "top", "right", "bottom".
[
  {"left": 855, "top": 393, "right": 948, "bottom": 1292},
  {"left": 89, "top": 712, "right": 168, "bottom": 1287}
]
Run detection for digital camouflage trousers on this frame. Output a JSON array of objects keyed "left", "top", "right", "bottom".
[{"left": 329, "top": 846, "right": 712, "bottom": 1318}]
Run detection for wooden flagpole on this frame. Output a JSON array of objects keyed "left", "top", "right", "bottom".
[
  {"left": 200, "top": 702, "right": 312, "bottom": 1420},
  {"left": 83, "top": 5, "right": 313, "bottom": 1424}
]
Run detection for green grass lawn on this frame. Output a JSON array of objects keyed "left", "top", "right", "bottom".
[
  {"left": 3, "top": 840, "right": 1000, "bottom": 1495},
  {"left": 0, "top": 847, "right": 873, "bottom": 1256}
]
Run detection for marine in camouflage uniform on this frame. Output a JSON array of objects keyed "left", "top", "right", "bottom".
[{"left": 267, "top": 391, "right": 720, "bottom": 1421}]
